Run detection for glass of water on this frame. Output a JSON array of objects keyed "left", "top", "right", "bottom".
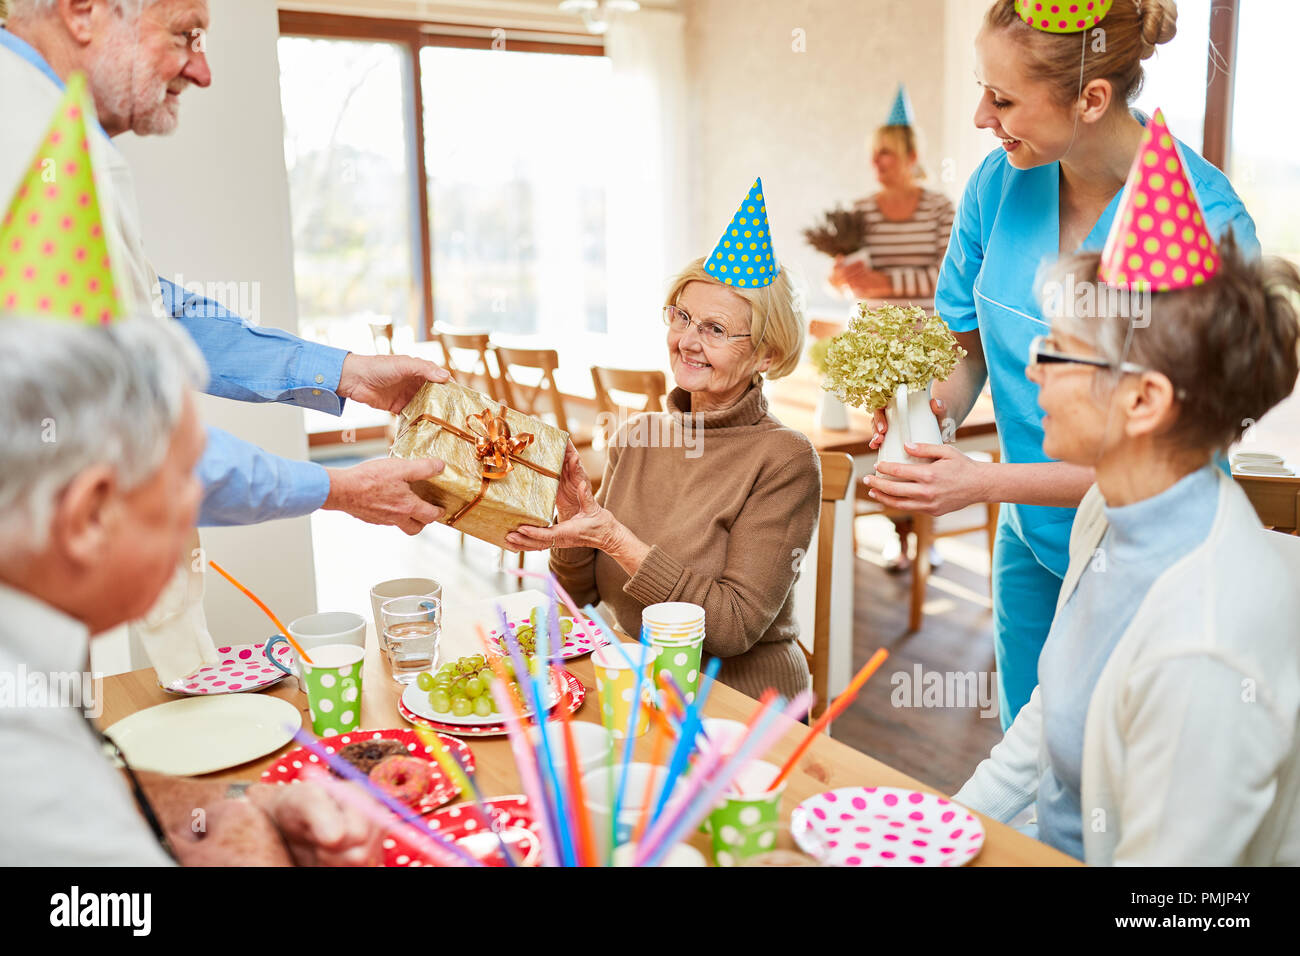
[{"left": 380, "top": 594, "right": 442, "bottom": 684}]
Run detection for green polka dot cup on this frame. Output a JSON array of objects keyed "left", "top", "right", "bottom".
[
  {"left": 649, "top": 634, "right": 704, "bottom": 703},
  {"left": 592, "top": 643, "right": 657, "bottom": 739},
  {"left": 643, "top": 602, "right": 706, "bottom": 703},
  {"left": 300, "top": 643, "right": 365, "bottom": 736},
  {"left": 706, "top": 760, "right": 785, "bottom": 867}
]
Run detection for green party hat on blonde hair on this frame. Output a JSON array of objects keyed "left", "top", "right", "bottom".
[
  {"left": 706, "top": 177, "right": 779, "bottom": 289},
  {"left": 0, "top": 73, "right": 128, "bottom": 324},
  {"left": 1014, "top": 0, "right": 1112, "bottom": 33}
]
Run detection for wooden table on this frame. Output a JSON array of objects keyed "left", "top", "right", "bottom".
[
  {"left": 98, "top": 591, "right": 1077, "bottom": 867},
  {"left": 766, "top": 366, "right": 1001, "bottom": 695}
]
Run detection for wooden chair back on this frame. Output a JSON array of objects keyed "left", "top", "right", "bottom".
[
  {"left": 808, "top": 318, "right": 845, "bottom": 341},
  {"left": 493, "top": 345, "right": 572, "bottom": 434},
  {"left": 590, "top": 366, "right": 668, "bottom": 436},
  {"left": 1235, "top": 473, "right": 1300, "bottom": 534},
  {"left": 803, "top": 452, "right": 855, "bottom": 721},
  {"left": 435, "top": 327, "right": 501, "bottom": 402}
]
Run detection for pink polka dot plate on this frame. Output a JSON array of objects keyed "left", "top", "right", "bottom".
[
  {"left": 383, "top": 795, "right": 541, "bottom": 867},
  {"left": 160, "top": 641, "right": 294, "bottom": 696},
  {"left": 488, "top": 615, "right": 610, "bottom": 660},
  {"left": 260, "top": 728, "right": 474, "bottom": 814},
  {"left": 790, "top": 786, "right": 985, "bottom": 867},
  {"left": 397, "top": 668, "right": 586, "bottom": 737}
]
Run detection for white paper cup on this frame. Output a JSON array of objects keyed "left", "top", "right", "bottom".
[
  {"left": 583, "top": 762, "right": 687, "bottom": 861},
  {"left": 287, "top": 611, "right": 366, "bottom": 678},
  {"left": 612, "top": 842, "right": 707, "bottom": 867},
  {"left": 528, "top": 721, "right": 613, "bottom": 778},
  {"left": 697, "top": 718, "right": 748, "bottom": 757},
  {"left": 642, "top": 602, "right": 705, "bottom": 638},
  {"left": 369, "top": 577, "right": 442, "bottom": 639}
]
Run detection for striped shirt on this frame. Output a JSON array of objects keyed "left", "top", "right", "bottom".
[{"left": 852, "top": 189, "right": 956, "bottom": 298}]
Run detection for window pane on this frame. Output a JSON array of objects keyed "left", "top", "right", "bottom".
[
  {"left": 1230, "top": 0, "right": 1300, "bottom": 260},
  {"left": 421, "top": 47, "right": 611, "bottom": 336},
  {"left": 1132, "top": 0, "right": 1210, "bottom": 156},
  {"left": 278, "top": 38, "right": 418, "bottom": 347}
]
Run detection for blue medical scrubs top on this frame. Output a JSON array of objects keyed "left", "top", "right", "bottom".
[{"left": 934, "top": 117, "right": 1259, "bottom": 578}]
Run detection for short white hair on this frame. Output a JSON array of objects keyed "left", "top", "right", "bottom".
[
  {"left": 0, "top": 317, "right": 208, "bottom": 557},
  {"left": 5, "top": 0, "right": 162, "bottom": 19}
]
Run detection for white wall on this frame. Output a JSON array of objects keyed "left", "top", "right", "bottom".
[{"left": 116, "top": 0, "right": 319, "bottom": 647}]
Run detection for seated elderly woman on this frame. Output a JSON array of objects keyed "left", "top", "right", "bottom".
[
  {"left": 508, "top": 188, "right": 821, "bottom": 699},
  {"left": 0, "top": 317, "right": 380, "bottom": 866},
  {"left": 953, "top": 233, "right": 1300, "bottom": 865}
]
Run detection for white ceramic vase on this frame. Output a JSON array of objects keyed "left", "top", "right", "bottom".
[
  {"left": 817, "top": 390, "right": 850, "bottom": 431},
  {"left": 877, "top": 383, "right": 943, "bottom": 465}
]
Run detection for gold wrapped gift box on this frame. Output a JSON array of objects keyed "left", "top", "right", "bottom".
[{"left": 389, "top": 380, "right": 567, "bottom": 548}]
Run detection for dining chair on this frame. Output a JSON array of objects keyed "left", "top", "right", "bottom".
[
  {"left": 590, "top": 366, "right": 668, "bottom": 417},
  {"left": 801, "top": 452, "right": 855, "bottom": 723},
  {"left": 1234, "top": 473, "right": 1300, "bottom": 534},
  {"left": 435, "top": 327, "right": 502, "bottom": 402}
]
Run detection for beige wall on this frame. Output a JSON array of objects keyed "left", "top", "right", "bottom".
[{"left": 116, "top": 0, "right": 320, "bottom": 649}]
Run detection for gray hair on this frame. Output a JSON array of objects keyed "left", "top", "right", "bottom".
[
  {"left": 0, "top": 317, "right": 208, "bottom": 557},
  {"left": 4, "top": 0, "right": 161, "bottom": 19}
]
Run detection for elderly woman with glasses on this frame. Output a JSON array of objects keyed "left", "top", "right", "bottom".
[
  {"left": 952, "top": 233, "right": 1300, "bottom": 865},
  {"left": 506, "top": 253, "right": 821, "bottom": 700}
]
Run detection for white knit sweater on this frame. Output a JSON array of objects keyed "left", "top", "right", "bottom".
[{"left": 955, "top": 472, "right": 1300, "bottom": 865}]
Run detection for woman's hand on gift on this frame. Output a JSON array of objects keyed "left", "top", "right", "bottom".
[
  {"left": 323, "top": 458, "right": 446, "bottom": 535},
  {"left": 868, "top": 396, "right": 948, "bottom": 451},
  {"left": 505, "top": 453, "right": 613, "bottom": 552},
  {"left": 552, "top": 440, "right": 594, "bottom": 523},
  {"left": 338, "top": 353, "right": 452, "bottom": 414},
  {"left": 865, "top": 442, "right": 992, "bottom": 516}
]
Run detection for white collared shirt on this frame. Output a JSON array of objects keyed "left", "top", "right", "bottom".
[{"left": 0, "top": 582, "right": 172, "bottom": 866}]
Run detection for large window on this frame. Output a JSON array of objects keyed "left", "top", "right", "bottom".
[
  {"left": 277, "top": 14, "right": 608, "bottom": 357},
  {"left": 1131, "top": 0, "right": 1210, "bottom": 155}
]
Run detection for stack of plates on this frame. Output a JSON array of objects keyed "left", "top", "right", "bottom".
[{"left": 1231, "top": 452, "right": 1294, "bottom": 477}]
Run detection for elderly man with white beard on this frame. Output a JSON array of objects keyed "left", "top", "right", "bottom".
[{"left": 0, "top": 0, "right": 449, "bottom": 535}]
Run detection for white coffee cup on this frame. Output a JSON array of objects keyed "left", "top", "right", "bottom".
[
  {"left": 285, "top": 611, "right": 366, "bottom": 677},
  {"left": 369, "top": 578, "right": 442, "bottom": 639}
]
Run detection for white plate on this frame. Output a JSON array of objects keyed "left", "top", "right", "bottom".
[
  {"left": 104, "top": 694, "right": 302, "bottom": 776},
  {"left": 400, "top": 671, "right": 561, "bottom": 726}
]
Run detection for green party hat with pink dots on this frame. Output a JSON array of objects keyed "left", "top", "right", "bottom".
[
  {"left": 1098, "top": 109, "right": 1219, "bottom": 291},
  {"left": 705, "top": 178, "right": 779, "bottom": 289},
  {"left": 0, "top": 72, "right": 125, "bottom": 324}
]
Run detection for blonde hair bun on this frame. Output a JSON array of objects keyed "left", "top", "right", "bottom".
[{"left": 1138, "top": 0, "right": 1178, "bottom": 59}]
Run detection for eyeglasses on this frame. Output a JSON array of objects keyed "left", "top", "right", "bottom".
[
  {"left": 1027, "top": 335, "right": 1149, "bottom": 374},
  {"left": 663, "top": 305, "right": 752, "bottom": 346},
  {"left": 1028, "top": 335, "right": 1187, "bottom": 399}
]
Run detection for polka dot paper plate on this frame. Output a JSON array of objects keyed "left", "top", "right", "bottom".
[
  {"left": 160, "top": 641, "right": 294, "bottom": 696},
  {"left": 790, "top": 787, "right": 985, "bottom": 867},
  {"left": 383, "top": 795, "right": 541, "bottom": 867},
  {"left": 488, "top": 615, "right": 610, "bottom": 660},
  {"left": 397, "top": 669, "right": 586, "bottom": 738},
  {"left": 260, "top": 728, "right": 474, "bottom": 815}
]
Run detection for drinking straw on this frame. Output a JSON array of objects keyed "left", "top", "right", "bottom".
[
  {"left": 650, "top": 658, "right": 721, "bottom": 821},
  {"left": 477, "top": 623, "right": 561, "bottom": 868},
  {"left": 639, "top": 692, "right": 814, "bottom": 868},
  {"left": 770, "top": 648, "right": 890, "bottom": 790},
  {"left": 414, "top": 725, "right": 519, "bottom": 868},
  {"left": 610, "top": 631, "right": 652, "bottom": 858},
  {"left": 631, "top": 714, "right": 670, "bottom": 845},
  {"left": 504, "top": 568, "right": 586, "bottom": 624},
  {"left": 287, "top": 726, "right": 481, "bottom": 866},
  {"left": 209, "top": 560, "right": 312, "bottom": 664},
  {"left": 635, "top": 688, "right": 776, "bottom": 861},
  {"left": 299, "top": 765, "right": 453, "bottom": 866},
  {"left": 560, "top": 714, "right": 598, "bottom": 866},
  {"left": 547, "top": 578, "right": 564, "bottom": 656}
]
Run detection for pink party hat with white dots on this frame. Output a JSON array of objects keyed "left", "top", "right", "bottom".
[
  {"left": 1098, "top": 109, "right": 1219, "bottom": 291},
  {"left": 0, "top": 73, "right": 124, "bottom": 324}
]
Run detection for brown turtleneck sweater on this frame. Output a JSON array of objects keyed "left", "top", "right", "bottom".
[{"left": 549, "top": 384, "right": 821, "bottom": 700}]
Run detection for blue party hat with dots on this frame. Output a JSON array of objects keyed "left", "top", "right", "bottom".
[
  {"left": 885, "top": 83, "right": 915, "bottom": 126},
  {"left": 705, "top": 178, "right": 779, "bottom": 289}
]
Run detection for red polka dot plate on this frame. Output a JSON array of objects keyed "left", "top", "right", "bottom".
[
  {"left": 160, "top": 641, "right": 294, "bottom": 696},
  {"left": 383, "top": 795, "right": 541, "bottom": 867},
  {"left": 487, "top": 615, "right": 610, "bottom": 660},
  {"left": 790, "top": 786, "right": 985, "bottom": 867},
  {"left": 397, "top": 668, "right": 586, "bottom": 737},
  {"left": 260, "top": 728, "right": 474, "bottom": 814}
]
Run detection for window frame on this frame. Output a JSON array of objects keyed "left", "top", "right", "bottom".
[{"left": 277, "top": 10, "right": 605, "bottom": 340}]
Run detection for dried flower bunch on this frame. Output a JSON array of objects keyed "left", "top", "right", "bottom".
[
  {"left": 803, "top": 207, "right": 869, "bottom": 257},
  {"left": 822, "top": 303, "right": 967, "bottom": 411},
  {"left": 807, "top": 337, "right": 831, "bottom": 375}
]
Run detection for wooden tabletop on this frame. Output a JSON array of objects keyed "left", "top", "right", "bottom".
[{"left": 98, "top": 591, "right": 1076, "bottom": 867}]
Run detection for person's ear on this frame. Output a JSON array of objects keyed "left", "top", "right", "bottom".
[
  {"left": 49, "top": 464, "right": 118, "bottom": 570},
  {"left": 1077, "top": 78, "right": 1113, "bottom": 125},
  {"left": 1123, "top": 371, "right": 1178, "bottom": 440},
  {"left": 57, "top": 0, "right": 99, "bottom": 45}
]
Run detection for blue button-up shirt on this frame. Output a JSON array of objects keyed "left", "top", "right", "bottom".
[{"left": 2, "top": 27, "right": 347, "bottom": 526}]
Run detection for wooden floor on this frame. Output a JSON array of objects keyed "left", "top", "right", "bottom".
[{"left": 311, "top": 499, "right": 1004, "bottom": 797}]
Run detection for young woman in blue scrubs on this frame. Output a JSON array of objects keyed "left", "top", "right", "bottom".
[{"left": 864, "top": 0, "right": 1259, "bottom": 728}]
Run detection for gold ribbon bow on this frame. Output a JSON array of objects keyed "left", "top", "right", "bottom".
[{"left": 397, "top": 405, "right": 560, "bottom": 527}]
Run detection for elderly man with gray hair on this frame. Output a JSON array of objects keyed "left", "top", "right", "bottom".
[
  {"left": 0, "top": 317, "right": 383, "bottom": 866},
  {"left": 0, "top": 0, "right": 448, "bottom": 534}
]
